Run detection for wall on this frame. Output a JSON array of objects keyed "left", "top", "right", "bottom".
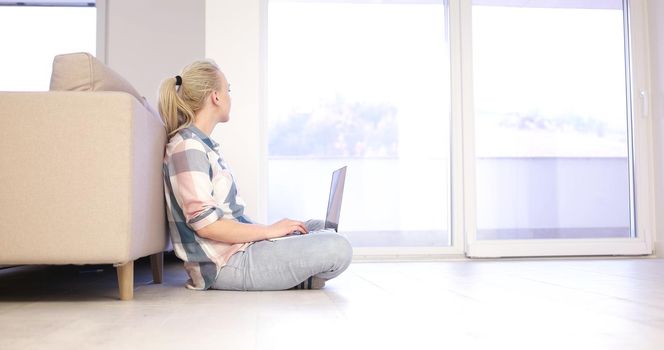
[
  {"left": 205, "top": 0, "right": 266, "bottom": 222},
  {"left": 98, "top": 0, "right": 206, "bottom": 107},
  {"left": 649, "top": 0, "right": 664, "bottom": 256},
  {"left": 99, "top": 0, "right": 263, "bottom": 221}
]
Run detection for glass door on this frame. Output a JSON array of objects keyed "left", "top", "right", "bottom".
[
  {"left": 267, "top": 0, "right": 456, "bottom": 254},
  {"left": 462, "top": 0, "right": 653, "bottom": 257}
]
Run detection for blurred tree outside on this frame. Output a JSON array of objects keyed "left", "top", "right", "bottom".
[{"left": 269, "top": 95, "right": 399, "bottom": 158}]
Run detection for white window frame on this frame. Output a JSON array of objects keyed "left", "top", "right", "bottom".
[{"left": 461, "top": 0, "right": 655, "bottom": 257}]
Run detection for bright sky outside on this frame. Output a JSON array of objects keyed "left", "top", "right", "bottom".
[
  {"left": 267, "top": 2, "right": 449, "bottom": 118},
  {"left": 472, "top": 5, "right": 628, "bottom": 157},
  {"left": 267, "top": 2, "right": 450, "bottom": 158},
  {"left": 472, "top": 6, "right": 627, "bottom": 128},
  {"left": 268, "top": 2, "right": 628, "bottom": 158},
  {"left": 0, "top": 6, "right": 96, "bottom": 91}
]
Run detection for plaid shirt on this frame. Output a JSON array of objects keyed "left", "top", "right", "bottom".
[{"left": 163, "top": 125, "right": 253, "bottom": 290}]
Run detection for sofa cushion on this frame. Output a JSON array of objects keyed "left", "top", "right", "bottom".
[
  {"left": 48, "top": 52, "right": 163, "bottom": 123},
  {"left": 49, "top": 52, "right": 143, "bottom": 103}
]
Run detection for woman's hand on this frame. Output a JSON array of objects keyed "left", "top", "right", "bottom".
[
  {"left": 196, "top": 218, "right": 309, "bottom": 243},
  {"left": 266, "top": 219, "right": 309, "bottom": 239}
]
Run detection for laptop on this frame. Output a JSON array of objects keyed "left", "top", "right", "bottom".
[
  {"left": 323, "top": 166, "right": 347, "bottom": 231},
  {"left": 271, "top": 166, "right": 347, "bottom": 240}
]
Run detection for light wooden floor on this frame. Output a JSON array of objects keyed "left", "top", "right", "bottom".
[{"left": 1, "top": 254, "right": 663, "bottom": 349}]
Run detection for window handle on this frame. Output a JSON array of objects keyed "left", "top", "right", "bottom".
[{"left": 640, "top": 90, "right": 649, "bottom": 118}]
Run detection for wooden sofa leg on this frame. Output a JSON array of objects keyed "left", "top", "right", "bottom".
[
  {"left": 116, "top": 261, "right": 134, "bottom": 301},
  {"left": 150, "top": 252, "right": 164, "bottom": 284}
]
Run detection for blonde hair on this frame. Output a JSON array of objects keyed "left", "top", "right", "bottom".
[{"left": 158, "top": 60, "right": 223, "bottom": 136}]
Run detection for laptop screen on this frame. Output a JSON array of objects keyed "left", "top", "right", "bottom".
[{"left": 325, "top": 166, "right": 347, "bottom": 231}]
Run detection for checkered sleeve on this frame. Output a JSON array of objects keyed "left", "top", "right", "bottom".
[{"left": 168, "top": 139, "right": 222, "bottom": 231}]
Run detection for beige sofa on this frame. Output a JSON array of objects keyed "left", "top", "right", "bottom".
[{"left": 0, "top": 53, "right": 168, "bottom": 300}]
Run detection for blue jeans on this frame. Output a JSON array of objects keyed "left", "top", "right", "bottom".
[{"left": 211, "top": 220, "right": 353, "bottom": 291}]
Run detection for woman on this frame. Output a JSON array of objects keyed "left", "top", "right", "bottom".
[{"left": 159, "top": 60, "right": 352, "bottom": 291}]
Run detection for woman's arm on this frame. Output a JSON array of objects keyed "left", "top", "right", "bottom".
[{"left": 196, "top": 218, "right": 309, "bottom": 244}]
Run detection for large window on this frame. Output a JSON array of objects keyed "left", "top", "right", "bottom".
[
  {"left": 262, "top": 0, "right": 651, "bottom": 257},
  {"left": 267, "top": 0, "right": 452, "bottom": 248},
  {"left": 0, "top": 2, "right": 96, "bottom": 91},
  {"left": 472, "top": 0, "right": 633, "bottom": 240}
]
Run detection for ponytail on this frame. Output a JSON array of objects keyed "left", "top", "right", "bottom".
[{"left": 158, "top": 60, "right": 223, "bottom": 136}]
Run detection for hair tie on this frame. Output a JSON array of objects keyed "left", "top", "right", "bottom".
[{"left": 175, "top": 75, "right": 182, "bottom": 86}]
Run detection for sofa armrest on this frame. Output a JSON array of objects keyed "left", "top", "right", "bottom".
[{"left": 0, "top": 91, "right": 167, "bottom": 265}]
